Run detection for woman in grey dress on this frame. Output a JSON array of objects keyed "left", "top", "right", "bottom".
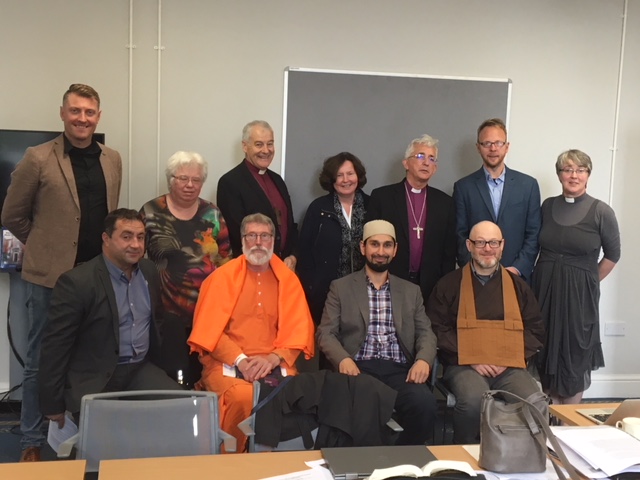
[{"left": 532, "top": 149, "right": 620, "bottom": 405}]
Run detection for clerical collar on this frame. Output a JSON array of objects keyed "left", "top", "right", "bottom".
[
  {"left": 244, "top": 158, "right": 267, "bottom": 175},
  {"left": 405, "top": 179, "right": 425, "bottom": 194},
  {"left": 563, "top": 192, "right": 587, "bottom": 204}
]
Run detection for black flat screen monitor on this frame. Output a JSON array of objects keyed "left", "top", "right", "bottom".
[{"left": 0, "top": 130, "right": 105, "bottom": 220}]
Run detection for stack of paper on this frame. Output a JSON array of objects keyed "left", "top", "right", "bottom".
[{"left": 551, "top": 425, "right": 640, "bottom": 478}]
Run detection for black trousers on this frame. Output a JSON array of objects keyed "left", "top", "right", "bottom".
[
  {"left": 71, "top": 360, "right": 183, "bottom": 424},
  {"left": 357, "top": 359, "right": 437, "bottom": 445},
  {"left": 158, "top": 313, "right": 202, "bottom": 388}
]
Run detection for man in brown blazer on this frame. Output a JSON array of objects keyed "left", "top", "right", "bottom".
[{"left": 1, "top": 83, "right": 122, "bottom": 462}]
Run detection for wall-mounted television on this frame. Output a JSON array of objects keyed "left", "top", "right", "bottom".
[{"left": 0, "top": 130, "right": 105, "bottom": 219}]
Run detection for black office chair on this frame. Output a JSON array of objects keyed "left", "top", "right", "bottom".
[{"left": 429, "top": 356, "right": 456, "bottom": 444}]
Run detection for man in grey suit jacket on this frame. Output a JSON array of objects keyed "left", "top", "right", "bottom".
[
  {"left": 453, "top": 118, "right": 540, "bottom": 281},
  {"left": 39, "top": 209, "right": 180, "bottom": 431},
  {"left": 317, "top": 220, "right": 438, "bottom": 445},
  {"left": 1, "top": 84, "right": 122, "bottom": 462}
]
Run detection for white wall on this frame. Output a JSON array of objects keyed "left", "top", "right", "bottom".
[{"left": 0, "top": 0, "right": 638, "bottom": 397}]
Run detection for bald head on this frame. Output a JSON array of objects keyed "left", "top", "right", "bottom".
[
  {"left": 469, "top": 221, "right": 503, "bottom": 240},
  {"left": 466, "top": 221, "right": 504, "bottom": 274}
]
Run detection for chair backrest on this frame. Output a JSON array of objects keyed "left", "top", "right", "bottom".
[{"left": 76, "top": 390, "right": 232, "bottom": 471}]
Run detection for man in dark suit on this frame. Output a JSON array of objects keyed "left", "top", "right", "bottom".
[
  {"left": 217, "top": 120, "right": 297, "bottom": 270},
  {"left": 317, "top": 220, "right": 438, "bottom": 445},
  {"left": 39, "top": 209, "right": 181, "bottom": 430},
  {"left": 1, "top": 83, "right": 122, "bottom": 462},
  {"left": 366, "top": 134, "right": 456, "bottom": 304},
  {"left": 453, "top": 118, "right": 541, "bottom": 281}
]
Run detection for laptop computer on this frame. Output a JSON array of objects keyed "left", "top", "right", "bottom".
[
  {"left": 576, "top": 399, "right": 640, "bottom": 425},
  {"left": 321, "top": 445, "right": 436, "bottom": 480}
]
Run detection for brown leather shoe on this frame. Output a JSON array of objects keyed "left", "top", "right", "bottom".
[{"left": 19, "top": 446, "right": 41, "bottom": 462}]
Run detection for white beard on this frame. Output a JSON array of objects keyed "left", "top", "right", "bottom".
[{"left": 243, "top": 245, "right": 273, "bottom": 266}]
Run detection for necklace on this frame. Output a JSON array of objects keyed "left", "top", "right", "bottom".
[{"left": 404, "top": 182, "right": 426, "bottom": 239}]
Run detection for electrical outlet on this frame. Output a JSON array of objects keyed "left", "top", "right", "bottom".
[{"left": 604, "top": 322, "right": 626, "bottom": 336}]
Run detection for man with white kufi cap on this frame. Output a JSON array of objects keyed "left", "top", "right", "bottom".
[{"left": 317, "top": 220, "right": 438, "bottom": 445}]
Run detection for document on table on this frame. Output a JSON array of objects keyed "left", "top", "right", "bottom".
[
  {"left": 551, "top": 426, "right": 640, "bottom": 478},
  {"left": 258, "top": 459, "right": 333, "bottom": 480},
  {"left": 47, "top": 415, "right": 78, "bottom": 454}
]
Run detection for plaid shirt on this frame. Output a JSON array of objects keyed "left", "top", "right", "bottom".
[{"left": 355, "top": 275, "right": 407, "bottom": 364}]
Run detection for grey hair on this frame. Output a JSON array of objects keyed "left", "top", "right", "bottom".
[
  {"left": 242, "top": 120, "right": 273, "bottom": 143},
  {"left": 165, "top": 151, "right": 208, "bottom": 189},
  {"left": 240, "top": 213, "right": 275, "bottom": 236},
  {"left": 556, "top": 149, "right": 592, "bottom": 174},
  {"left": 404, "top": 134, "right": 439, "bottom": 159}
]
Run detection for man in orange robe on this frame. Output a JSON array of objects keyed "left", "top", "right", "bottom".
[{"left": 188, "top": 213, "right": 314, "bottom": 452}]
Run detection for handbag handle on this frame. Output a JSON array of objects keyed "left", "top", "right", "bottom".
[{"left": 486, "top": 390, "right": 581, "bottom": 480}]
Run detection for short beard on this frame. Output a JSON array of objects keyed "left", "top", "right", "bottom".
[
  {"left": 243, "top": 245, "right": 273, "bottom": 266},
  {"left": 366, "top": 258, "right": 390, "bottom": 273},
  {"left": 472, "top": 256, "right": 500, "bottom": 270}
]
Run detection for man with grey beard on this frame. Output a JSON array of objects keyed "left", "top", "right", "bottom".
[
  {"left": 187, "top": 213, "right": 314, "bottom": 452},
  {"left": 426, "top": 220, "right": 544, "bottom": 444}
]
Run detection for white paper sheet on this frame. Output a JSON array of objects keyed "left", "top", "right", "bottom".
[
  {"left": 258, "top": 459, "right": 333, "bottom": 480},
  {"left": 46, "top": 415, "right": 78, "bottom": 454},
  {"left": 552, "top": 425, "right": 640, "bottom": 477}
]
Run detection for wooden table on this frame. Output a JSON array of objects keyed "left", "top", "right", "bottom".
[
  {"left": 98, "top": 446, "right": 478, "bottom": 480},
  {"left": 549, "top": 402, "right": 619, "bottom": 426},
  {"left": 430, "top": 445, "right": 479, "bottom": 468},
  {"left": 0, "top": 459, "right": 86, "bottom": 480},
  {"left": 99, "top": 451, "right": 323, "bottom": 480}
]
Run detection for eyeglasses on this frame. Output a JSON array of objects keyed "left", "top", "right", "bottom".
[
  {"left": 478, "top": 141, "right": 507, "bottom": 149},
  {"left": 468, "top": 239, "right": 503, "bottom": 248},
  {"left": 243, "top": 232, "right": 274, "bottom": 242},
  {"left": 172, "top": 175, "right": 203, "bottom": 185},
  {"left": 408, "top": 153, "right": 438, "bottom": 163},
  {"left": 559, "top": 167, "right": 589, "bottom": 175}
]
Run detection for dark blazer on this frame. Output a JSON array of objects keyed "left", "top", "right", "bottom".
[
  {"left": 317, "top": 269, "right": 437, "bottom": 369},
  {"left": 297, "top": 190, "right": 370, "bottom": 323},
  {"left": 453, "top": 166, "right": 541, "bottom": 280},
  {"left": 366, "top": 181, "right": 456, "bottom": 303},
  {"left": 254, "top": 370, "right": 397, "bottom": 448},
  {"left": 1, "top": 134, "right": 121, "bottom": 288},
  {"left": 39, "top": 255, "right": 164, "bottom": 415},
  {"left": 216, "top": 161, "right": 297, "bottom": 259}
]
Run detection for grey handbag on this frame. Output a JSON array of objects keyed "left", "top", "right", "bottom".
[{"left": 479, "top": 390, "right": 580, "bottom": 480}]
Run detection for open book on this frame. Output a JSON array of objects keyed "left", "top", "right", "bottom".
[{"left": 368, "top": 460, "right": 476, "bottom": 479}]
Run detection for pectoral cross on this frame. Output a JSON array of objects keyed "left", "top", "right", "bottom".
[{"left": 413, "top": 225, "right": 423, "bottom": 239}]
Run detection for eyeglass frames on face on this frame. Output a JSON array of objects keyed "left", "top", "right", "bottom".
[
  {"left": 559, "top": 167, "right": 589, "bottom": 175},
  {"left": 408, "top": 153, "right": 438, "bottom": 163},
  {"left": 172, "top": 175, "right": 203, "bottom": 185},
  {"left": 243, "top": 232, "right": 274, "bottom": 242},
  {"left": 478, "top": 141, "right": 507, "bottom": 149},
  {"left": 468, "top": 239, "right": 503, "bottom": 248}
]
